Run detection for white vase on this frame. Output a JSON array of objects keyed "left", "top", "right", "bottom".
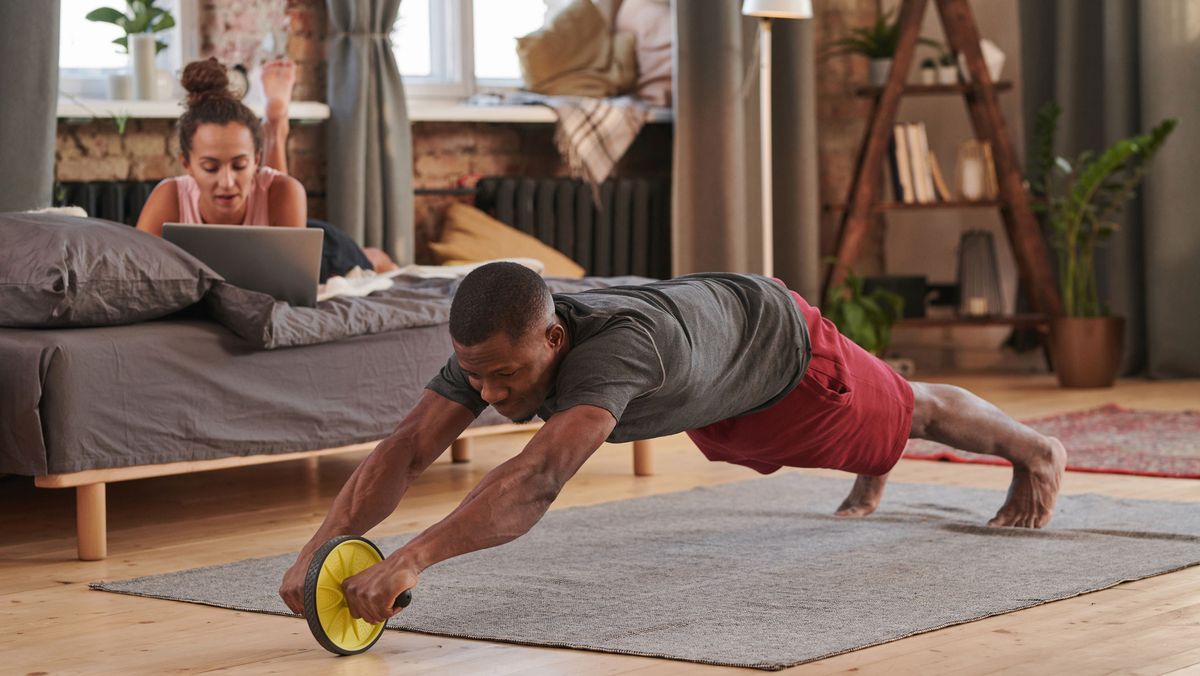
[
  {"left": 960, "top": 158, "right": 985, "bottom": 200},
  {"left": 937, "top": 65, "right": 957, "bottom": 85},
  {"left": 107, "top": 72, "right": 131, "bottom": 100},
  {"left": 957, "top": 39, "right": 1006, "bottom": 83},
  {"left": 869, "top": 58, "right": 892, "bottom": 87},
  {"left": 129, "top": 33, "right": 158, "bottom": 101},
  {"left": 919, "top": 68, "right": 936, "bottom": 85}
]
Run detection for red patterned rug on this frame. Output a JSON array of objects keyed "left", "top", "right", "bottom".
[{"left": 904, "top": 404, "right": 1200, "bottom": 479}]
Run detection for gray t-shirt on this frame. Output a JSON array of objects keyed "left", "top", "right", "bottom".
[{"left": 426, "top": 272, "right": 811, "bottom": 442}]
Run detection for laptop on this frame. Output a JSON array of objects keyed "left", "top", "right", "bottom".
[{"left": 163, "top": 223, "right": 324, "bottom": 307}]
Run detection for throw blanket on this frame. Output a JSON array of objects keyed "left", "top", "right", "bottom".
[
  {"left": 478, "top": 92, "right": 650, "bottom": 191},
  {"left": 207, "top": 275, "right": 653, "bottom": 350}
]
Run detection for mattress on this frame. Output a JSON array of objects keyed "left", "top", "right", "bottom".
[{"left": 0, "top": 313, "right": 508, "bottom": 476}]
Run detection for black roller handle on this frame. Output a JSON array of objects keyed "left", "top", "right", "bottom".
[{"left": 393, "top": 589, "right": 413, "bottom": 610}]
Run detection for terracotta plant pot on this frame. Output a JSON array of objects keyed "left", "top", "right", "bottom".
[{"left": 1050, "top": 316, "right": 1125, "bottom": 388}]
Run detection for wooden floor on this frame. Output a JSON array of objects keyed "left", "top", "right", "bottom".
[{"left": 3, "top": 374, "right": 1200, "bottom": 675}]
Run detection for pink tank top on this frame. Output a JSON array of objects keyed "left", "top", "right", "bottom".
[{"left": 171, "top": 166, "right": 281, "bottom": 225}]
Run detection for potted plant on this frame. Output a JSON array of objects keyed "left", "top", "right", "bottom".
[
  {"left": 1029, "top": 102, "right": 1177, "bottom": 388},
  {"left": 936, "top": 50, "right": 957, "bottom": 85},
  {"left": 86, "top": 0, "right": 175, "bottom": 101},
  {"left": 823, "top": 259, "right": 905, "bottom": 359},
  {"left": 919, "top": 57, "right": 937, "bottom": 85},
  {"left": 823, "top": 10, "right": 940, "bottom": 87}
]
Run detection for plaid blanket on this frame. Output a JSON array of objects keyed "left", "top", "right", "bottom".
[{"left": 480, "top": 93, "right": 651, "bottom": 194}]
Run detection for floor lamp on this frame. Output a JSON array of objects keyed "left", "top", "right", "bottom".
[{"left": 742, "top": 0, "right": 812, "bottom": 277}]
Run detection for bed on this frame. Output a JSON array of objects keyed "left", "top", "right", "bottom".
[{"left": 0, "top": 278, "right": 657, "bottom": 561}]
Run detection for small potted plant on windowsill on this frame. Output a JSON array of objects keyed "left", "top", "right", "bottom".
[
  {"left": 86, "top": 0, "right": 175, "bottom": 101},
  {"left": 823, "top": 9, "right": 940, "bottom": 87},
  {"left": 1029, "top": 102, "right": 1177, "bottom": 388}
]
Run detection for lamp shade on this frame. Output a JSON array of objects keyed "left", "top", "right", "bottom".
[{"left": 741, "top": 0, "right": 812, "bottom": 19}]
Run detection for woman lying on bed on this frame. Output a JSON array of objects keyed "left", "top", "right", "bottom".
[{"left": 136, "top": 57, "right": 395, "bottom": 279}]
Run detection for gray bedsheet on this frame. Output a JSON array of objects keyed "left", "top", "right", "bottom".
[
  {"left": 207, "top": 275, "right": 650, "bottom": 350},
  {"left": 0, "top": 276, "right": 652, "bottom": 476}
]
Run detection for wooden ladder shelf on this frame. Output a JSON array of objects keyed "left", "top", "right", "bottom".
[{"left": 824, "top": 0, "right": 1061, "bottom": 327}]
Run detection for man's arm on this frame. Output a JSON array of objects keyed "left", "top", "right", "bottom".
[
  {"left": 341, "top": 404, "right": 616, "bottom": 623},
  {"left": 278, "top": 389, "right": 475, "bottom": 614}
]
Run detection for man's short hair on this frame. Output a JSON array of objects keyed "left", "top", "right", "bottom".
[{"left": 450, "top": 262, "right": 553, "bottom": 346}]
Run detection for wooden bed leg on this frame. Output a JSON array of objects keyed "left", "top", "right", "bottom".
[
  {"left": 633, "top": 440, "right": 654, "bottom": 476},
  {"left": 77, "top": 483, "right": 107, "bottom": 561},
  {"left": 451, "top": 438, "right": 472, "bottom": 464}
]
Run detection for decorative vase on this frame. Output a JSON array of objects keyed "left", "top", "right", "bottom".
[
  {"left": 106, "top": 72, "right": 131, "bottom": 100},
  {"left": 129, "top": 33, "right": 158, "bottom": 101},
  {"left": 919, "top": 67, "right": 936, "bottom": 85},
  {"left": 937, "top": 65, "right": 957, "bottom": 85},
  {"left": 957, "top": 39, "right": 1006, "bottom": 83},
  {"left": 869, "top": 58, "right": 892, "bottom": 87},
  {"left": 1050, "top": 316, "right": 1125, "bottom": 388}
]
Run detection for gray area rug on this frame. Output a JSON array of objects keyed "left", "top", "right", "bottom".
[{"left": 92, "top": 475, "right": 1200, "bottom": 670}]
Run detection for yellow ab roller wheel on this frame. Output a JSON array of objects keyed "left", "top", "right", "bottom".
[{"left": 302, "top": 535, "right": 413, "bottom": 656}]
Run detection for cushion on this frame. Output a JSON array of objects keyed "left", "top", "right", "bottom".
[
  {"left": 517, "top": 0, "right": 637, "bottom": 97},
  {"left": 614, "top": 0, "right": 672, "bottom": 105},
  {"left": 429, "top": 204, "right": 585, "bottom": 278},
  {"left": 0, "top": 212, "right": 222, "bottom": 328}
]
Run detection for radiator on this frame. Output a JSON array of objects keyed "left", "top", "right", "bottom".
[
  {"left": 61, "top": 176, "right": 673, "bottom": 279},
  {"left": 474, "top": 177, "right": 671, "bottom": 279},
  {"left": 57, "top": 180, "right": 159, "bottom": 225}
]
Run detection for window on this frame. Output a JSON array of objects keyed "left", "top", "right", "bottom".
[
  {"left": 393, "top": 0, "right": 549, "bottom": 98},
  {"left": 58, "top": 0, "right": 198, "bottom": 99}
]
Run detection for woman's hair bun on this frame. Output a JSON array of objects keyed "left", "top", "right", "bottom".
[{"left": 181, "top": 57, "right": 232, "bottom": 108}]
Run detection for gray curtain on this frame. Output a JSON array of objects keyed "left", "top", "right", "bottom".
[
  {"left": 1020, "top": 0, "right": 1200, "bottom": 378},
  {"left": 671, "top": 2, "right": 821, "bottom": 300},
  {"left": 326, "top": 0, "right": 414, "bottom": 264},
  {"left": 0, "top": 0, "right": 59, "bottom": 212}
]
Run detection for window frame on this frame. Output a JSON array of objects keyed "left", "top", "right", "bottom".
[
  {"left": 398, "top": 0, "right": 536, "bottom": 100},
  {"left": 58, "top": 0, "right": 200, "bottom": 100}
]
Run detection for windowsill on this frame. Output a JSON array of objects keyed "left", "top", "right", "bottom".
[
  {"left": 407, "top": 99, "right": 674, "bottom": 124},
  {"left": 57, "top": 98, "right": 331, "bottom": 121},
  {"left": 55, "top": 97, "right": 675, "bottom": 125}
]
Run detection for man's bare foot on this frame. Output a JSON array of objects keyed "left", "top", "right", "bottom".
[
  {"left": 261, "top": 58, "right": 296, "bottom": 122},
  {"left": 988, "top": 436, "right": 1067, "bottom": 528},
  {"left": 835, "top": 472, "right": 889, "bottom": 518}
]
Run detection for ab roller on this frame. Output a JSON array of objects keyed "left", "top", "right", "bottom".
[{"left": 302, "top": 535, "right": 413, "bottom": 655}]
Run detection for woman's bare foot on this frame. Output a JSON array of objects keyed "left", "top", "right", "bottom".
[
  {"left": 261, "top": 58, "right": 296, "bottom": 122},
  {"left": 835, "top": 472, "right": 889, "bottom": 517},
  {"left": 363, "top": 246, "right": 398, "bottom": 273},
  {"left": 988, "top": 436, "right": 1067, "bottom": 528}
]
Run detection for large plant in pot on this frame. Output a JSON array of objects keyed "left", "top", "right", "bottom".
[{"left": 1029, "top": 102, "right": 1177, "bottom": 388}]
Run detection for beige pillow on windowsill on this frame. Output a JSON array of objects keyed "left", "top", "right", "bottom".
[{"left": 429, "top": 203, "right": 586, "bottom": 278}]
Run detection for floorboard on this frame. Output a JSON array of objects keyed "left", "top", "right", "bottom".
[{"left": 2, "top": 374, "right": 1198, "bottom": 675}]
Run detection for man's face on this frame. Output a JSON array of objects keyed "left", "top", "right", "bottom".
[{"left": 453, "top": 322, "right": 567, "bottom": 423}]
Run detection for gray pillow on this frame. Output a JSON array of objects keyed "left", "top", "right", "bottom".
[{"left": 0, "top": 212, "right": 223, "bottom": 327}]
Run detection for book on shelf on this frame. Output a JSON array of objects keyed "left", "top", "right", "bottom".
[
  {"left": 891, "top": 124, "right": 914, "bottom": 203},
  {"left": 906, "top": 123, "right": 935, "bottom": 203},
  {"left": 981, "top": 141, "right": 999, "bottom": 198},
  {"left": 928, "top": 150, "right": 953, "bottom": 201}
]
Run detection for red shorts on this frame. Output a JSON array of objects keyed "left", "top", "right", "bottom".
[{"left": 685, "top": 283, "right": 914, "bottom": 476}]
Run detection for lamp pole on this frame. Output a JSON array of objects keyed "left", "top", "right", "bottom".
[{"left": 758, "top": 16, "right": 774, "bottom": 277}]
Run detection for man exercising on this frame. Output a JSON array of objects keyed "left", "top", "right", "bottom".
[{"left": 279, "top": 263, "right": 1066, "bottom": 624}]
